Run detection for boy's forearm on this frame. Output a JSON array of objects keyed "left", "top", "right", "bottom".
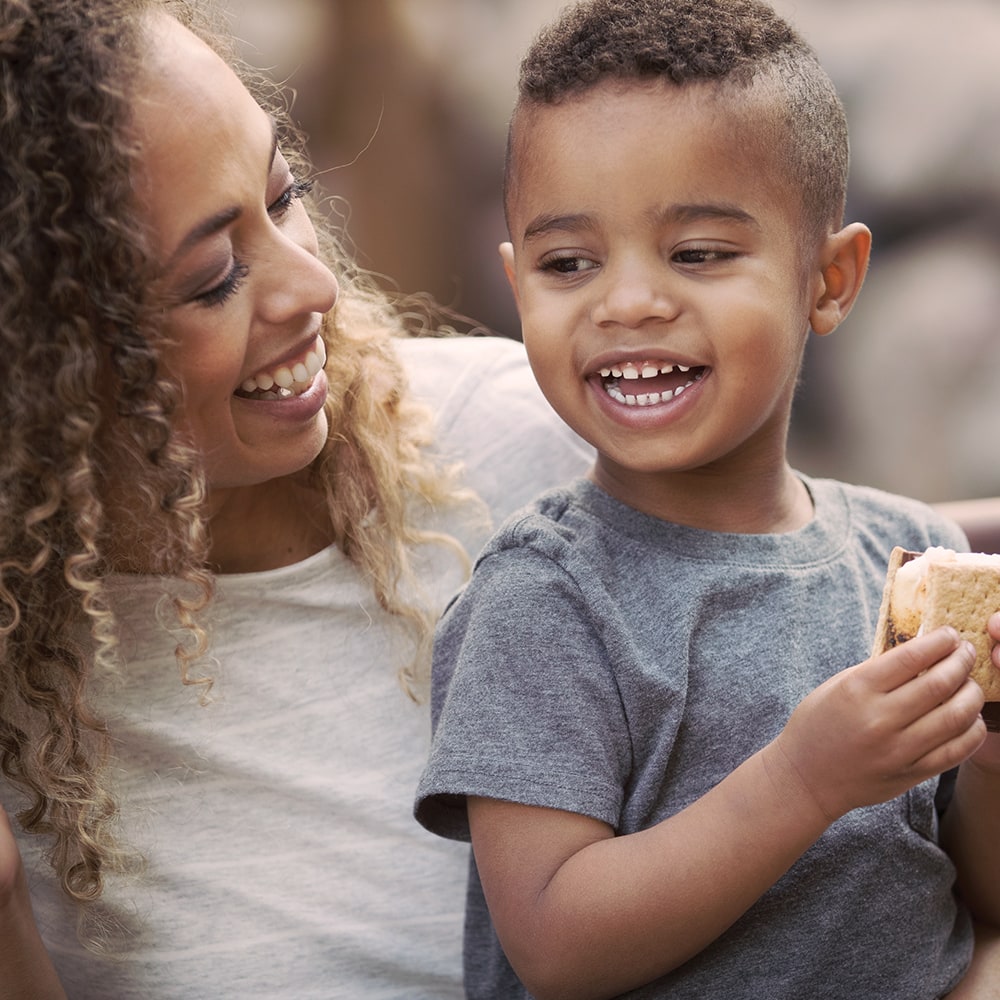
[
  {"left": 491, "top": 743, "right": 831, "bottom": 1000},
  {"left": 941, "top": 745, "right": 1000, "bottom": 926}
]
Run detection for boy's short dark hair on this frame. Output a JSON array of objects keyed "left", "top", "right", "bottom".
[{"left": 504, "top": 0, "right": 849, "bottom": 245}]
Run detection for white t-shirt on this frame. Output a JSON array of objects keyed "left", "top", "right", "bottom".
[{"left": 8, "top": 335, "right": 592, "bottom": 999}]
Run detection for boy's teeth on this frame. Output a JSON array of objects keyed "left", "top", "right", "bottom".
[
  {"left": 598, "top": 361, "right": 690, "bottom": 380},
  {"left": 600, "top": 362, "right": 704, "bottom": 408}
]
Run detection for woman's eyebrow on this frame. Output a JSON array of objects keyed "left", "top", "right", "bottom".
[
  {"left": 266, "top": 115, "right": 278, "bottom": 172},
  {"left": 166, "top": 206, "right": 242, "bottom": 268},
  {"left": 165, "top": 118, "right": 280, "bottom": 269}
]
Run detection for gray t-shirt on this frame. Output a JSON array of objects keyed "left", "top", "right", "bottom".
[{"left": 416, "top": 476, "right": 972, "bottom": 999}]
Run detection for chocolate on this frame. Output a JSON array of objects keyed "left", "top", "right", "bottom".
[{"left": 982, "top": 701, "right": 1000, "bottom": 734}]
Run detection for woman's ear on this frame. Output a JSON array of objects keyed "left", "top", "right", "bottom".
[
  {"left": 810, "top": 222, "right": 872, "bottom": 336},
  {"left": 499, "top": 241, "right": 521, "bottom": 311}
]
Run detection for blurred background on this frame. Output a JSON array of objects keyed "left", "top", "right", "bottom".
[{"left": 221, "top": 0, "right": 1000, "bottom": 505}]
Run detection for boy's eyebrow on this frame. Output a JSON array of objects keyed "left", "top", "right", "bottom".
[
  {"left": 165, "top": 118, "right": 280, "bottom": 268},
  {"left": 656, "top": 202, "right": 761, "bottom": 229},
  {"left": 519, "top": 202, "right": 760, "bottom": 246},
  {"left": 521, "top": 212, "right": 595, "bottom": 244}
]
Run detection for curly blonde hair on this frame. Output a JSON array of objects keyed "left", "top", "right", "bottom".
[{"left": 0, "top": 0, "right": 473, "bottom": 940}]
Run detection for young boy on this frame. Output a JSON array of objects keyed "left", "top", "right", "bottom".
[{"left": 416, "top": 1, "right": 1000, "bottom": 997}]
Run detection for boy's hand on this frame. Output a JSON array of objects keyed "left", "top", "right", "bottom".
[{"left": 774, "top": 628, "right": 986, "bottom": 823}]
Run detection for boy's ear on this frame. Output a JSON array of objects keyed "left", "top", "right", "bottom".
[
  {"left": 499, "top": 241, "right": 521, "bottom": 311},
  {"left": 810, "top": 222, "right": 872, "bottom": 336}
]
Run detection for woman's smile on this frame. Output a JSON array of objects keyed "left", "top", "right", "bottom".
[{"left": 236, "top": 334, "right": 327, "bottom": 401}]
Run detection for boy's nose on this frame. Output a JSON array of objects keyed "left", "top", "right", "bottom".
[{"left": 591, "top": 264, "right": 679, "bottom": 330}]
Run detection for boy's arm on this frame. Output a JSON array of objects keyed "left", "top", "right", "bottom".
[
  {"left": 469, "top": 629, "right": 984, "bottom": 1000},
  {"left": 470, "top": 748, "right": 827, "bottom": 1000}
]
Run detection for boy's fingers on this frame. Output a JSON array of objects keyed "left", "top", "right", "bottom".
[
  {"left": 914, "top": 641, "right": 977, "bottom": 706},
  {"left": 904, "top": 674, "right": 985, "bottom": 747},
  {"left": 908, "top": 689, "right": 987, "bottom": 775},
  {"left": 988, "top": 611, "right": 1000, "bottom": 641},
  {"left": 868, "top": 627, "right": 966, "bottom": 694},
  {"left": 989, "top": 614, "right": 1000, "bottom": 670}
]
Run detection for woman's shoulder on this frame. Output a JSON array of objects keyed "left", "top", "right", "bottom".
[
  {"left": 393, "top": 333, "right": 539, "bottom": 414},
  {"left": 395, "top": 334, "right": 593, "bottom": 523}
]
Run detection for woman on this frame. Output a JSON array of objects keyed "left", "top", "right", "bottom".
[{"left": 0, "top": 0, "right": 591, "bottom": 995}]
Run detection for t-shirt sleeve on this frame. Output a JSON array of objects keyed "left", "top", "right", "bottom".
[{"left": 414, "top": 538, "right": 632, "bottom": 841}]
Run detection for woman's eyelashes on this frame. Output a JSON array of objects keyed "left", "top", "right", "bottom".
[
  {"left": 268, "top": 178, "right": 314, "bottom": 219},
  {"left": 194, "top": 178, "right": 314, "bottom": 309},
  {"left": 196, "top": 260, "right": 249, "bottom": 308}
]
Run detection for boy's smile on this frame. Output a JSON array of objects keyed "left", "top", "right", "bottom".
[
  {"left": 597, "top": 360, "right": 706, "bottom": 408},
  {"left": 501, "top": 78, "right": 863, "bottom": 529}
]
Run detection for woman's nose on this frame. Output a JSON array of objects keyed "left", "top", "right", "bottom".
[{"left": 258, "top": 230, "right": 339, "bottom": 323}]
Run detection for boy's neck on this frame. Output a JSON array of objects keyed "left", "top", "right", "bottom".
[{"left": 589, "top": 460, "right": 813, "bottom": 535}]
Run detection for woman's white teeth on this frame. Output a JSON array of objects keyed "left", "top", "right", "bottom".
[{"left": 240, "top": 347, "right": 325, "bottom": 398}]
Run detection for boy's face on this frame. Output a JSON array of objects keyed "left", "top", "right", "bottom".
[{"left": 501, "top": 80, "right": 827, "bottom": 512}]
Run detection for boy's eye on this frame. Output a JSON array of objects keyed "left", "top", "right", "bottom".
[
  {"left": 268, "top": 178, "right": 314, "bottom": 218},
  {"left": 540, "top": 255, "right": 598, "bottom": 274},
  {"left": 674, "top": 247, "right": 735, "bottom": 265}
]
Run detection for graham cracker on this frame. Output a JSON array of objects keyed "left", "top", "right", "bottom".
[{"left": 873, "top": 546, "right": 1000, "bottom": 701}]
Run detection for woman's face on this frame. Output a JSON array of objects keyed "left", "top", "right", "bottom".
[{"left": 131, "top": 14, "right": 339, "bottom": 493}]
